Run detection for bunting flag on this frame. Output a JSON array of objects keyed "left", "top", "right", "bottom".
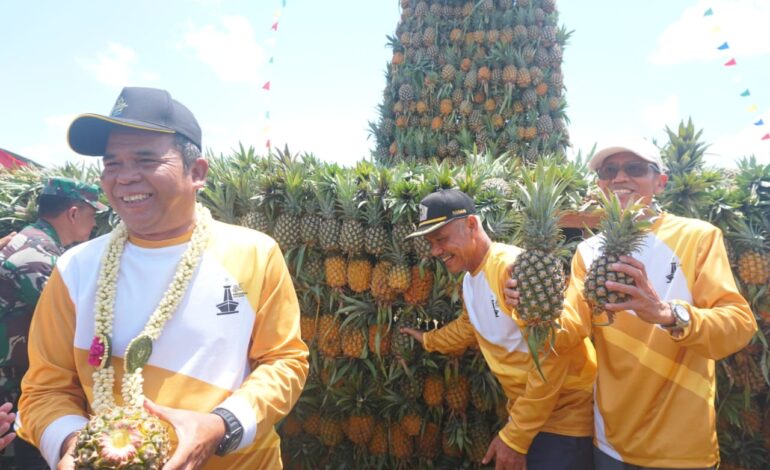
[
  {"left": 706, "top": 7, "right": 767, "bottom": 141},
  {"left": 262, "top": 1, "right": 286, "bottom": 151}
]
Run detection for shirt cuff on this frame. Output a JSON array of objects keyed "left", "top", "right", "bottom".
[
  {"left": 217, "top": 394, "right": 257, "bottom": 453},
  {"left": 39, "top": 414, "right": 88, "bottom": 468}
]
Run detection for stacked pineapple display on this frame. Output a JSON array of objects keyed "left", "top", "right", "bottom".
[{"left": 370, "top": 0, "right": 570, "bottom": 164}]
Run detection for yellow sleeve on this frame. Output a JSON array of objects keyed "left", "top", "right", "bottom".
[
  {"left": 672, "top": 227, "right": 757, "bottom": 358},
  {"left": 229, "top": 243, "right": 309, "bottom": 439},
  {"left": 422, "top": 309, "right": 477, "bottom": 355},
  {"left": 497, "top": 344, "right": 572, "bottom": 453},
  {"left": 554, "top": 251, "right": 593, "bottom": 352},
  {"left": 17, "top": 267, "right": 87, "bottom": 447}
]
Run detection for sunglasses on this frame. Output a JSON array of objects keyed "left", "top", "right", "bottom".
[{"left": 596, "top": 162, "right": 660, "bottom": 180}]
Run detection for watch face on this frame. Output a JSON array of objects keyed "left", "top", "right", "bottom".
[{"left": 674, "top": 304, "right": 690, "bottom": 323}]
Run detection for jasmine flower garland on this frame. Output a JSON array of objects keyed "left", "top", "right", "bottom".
[{"left": 89, "top": 203, "right": 212, "bottom": 413}]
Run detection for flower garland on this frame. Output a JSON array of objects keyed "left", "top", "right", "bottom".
[{"left": 89, "top": 203, "right": 212, "bottom": 413}]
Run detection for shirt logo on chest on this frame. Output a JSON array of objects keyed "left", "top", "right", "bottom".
[
  {"left": 216, "top": 285, "right": 239, "bottom": 315},
  {"left": 490, "top": 296, "right": 500, "bottom": 317}
]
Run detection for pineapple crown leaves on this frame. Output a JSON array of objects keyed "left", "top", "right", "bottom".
[
  {"left": 277, "top": 167, "right": 307, "bottom": 216},
  {"left": 389, "top": 177, "right": 422, "bottom": 223},
  {"left": 512, "top": 161, "right": 570, "bottom": 252},
  {"left": 594, "top": 192, "right": 653, "bottom": 258},
  {"left": 727, "top": 215, "right": 770, "bottom": 252},
  {"left": 334, "top": 173, "right": 366, "bottom": 220},
  {"left": 661, "top": 118, "right": 709, "bottom": 177}
]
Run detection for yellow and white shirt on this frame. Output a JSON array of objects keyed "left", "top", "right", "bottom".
[
  {"left": 18, "top": 221, "right": 309, "bottom": 469},
  {"left": 423, "top": 243, "right": 596, "bottom": 454},
  {"left": 559, "top": 212, "right": 756, "bottom": 468}
]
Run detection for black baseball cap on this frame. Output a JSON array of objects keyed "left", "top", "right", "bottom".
[
  {"left": 68, "top": 87, "right": 202, "bottom": 156},
  {"left": 405, "top": 189, "right": 476, "bottom": 239}
]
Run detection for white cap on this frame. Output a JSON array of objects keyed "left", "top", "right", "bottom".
[{"left": 588, "top": 139, "right": 667, "bottom": 172}]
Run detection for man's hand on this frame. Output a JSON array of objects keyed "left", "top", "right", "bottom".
[
  {"left": 482, "top": 435, "right": 527, "bottom": 470},
  {"left": 144, "top": 399, "right": 225, "bottom": 470},
  {"left": 57, "top": 431, "right": 78, "bottom": 470},
  {"left": 399, "top": 327, "right": 425, "bottom": 345},
  {"left": 604, "top": 255, "right": 674, "bottom": 325},
  {"left": 0, "top": 232, "right": 16, "bottom": 250},
  {"left": 0, "top": 402, "right": 16, "bottom": 451},
  {"left": 503, "top": 264, "right": 520, "bottom": 308}
]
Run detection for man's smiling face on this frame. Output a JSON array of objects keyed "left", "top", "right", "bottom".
[{"left": 596, "top": 152, "right": 667, "bottom": 207}]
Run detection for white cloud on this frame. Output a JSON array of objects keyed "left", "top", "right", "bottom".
[
  {"left": 640, "top": 95, "right": 681, "bottom": 133},
  {"left": 77, "top": 43, "right": 157, "bottom": 87},
  {"left": 649, "top": 0, "right": 770, "bottom": 65},
  {"left": 182, "top": 16, "right": 267, "bottom": 87}
]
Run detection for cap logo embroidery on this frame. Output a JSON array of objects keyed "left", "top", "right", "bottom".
[
  {"left": 110, "top": 97, "right": 128, "bottom": 117},
  {"left": 452, "top": 209, "right": 467, "bottom": 215},
  {"left": 419, "top": 204, "right": 428, "bottom": 222}
]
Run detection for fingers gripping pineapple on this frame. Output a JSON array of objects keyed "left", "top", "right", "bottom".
[
  {"left": 583, "top": 192, "right": 651, "bottom": 324},
  {"left": 510, "top": 163, "right": 570, "bottom": 376}
]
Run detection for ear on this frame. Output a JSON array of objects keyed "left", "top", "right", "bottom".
[
  {"left": 653, "top": 173, "right": 668, "bottom": 195},
  {"left": 189, "top": 158, "right": 209, "bottom": 191},
  {"left": 66, "top": 205, "right": 80, "bottom": 224}
]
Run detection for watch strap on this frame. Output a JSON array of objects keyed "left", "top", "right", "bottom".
[{"left": 212, "top": 407, "right": 244, "bottom": 456}]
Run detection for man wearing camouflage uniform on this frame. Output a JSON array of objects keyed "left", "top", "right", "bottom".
[{"left": 0, "top": 177, "right": 106, "bottom": 469}]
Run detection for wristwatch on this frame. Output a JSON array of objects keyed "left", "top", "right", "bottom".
[
  {"left": 662, "top": 302, "right": 690, "bottom": 331},
  {"left": 211, "top": 407, "right": 244, "bottom": 456}
]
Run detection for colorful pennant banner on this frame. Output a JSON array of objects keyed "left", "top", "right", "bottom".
[
  {"left": 262, "top": 1, "right": 286, "bottom": 149},
  {"left": 705, "top": 7, "right": 766, "bottom": 141}
]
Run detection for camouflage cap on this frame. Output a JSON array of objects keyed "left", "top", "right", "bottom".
[{"left": 40, "top": 177, "right": 108, "bottom": 211}]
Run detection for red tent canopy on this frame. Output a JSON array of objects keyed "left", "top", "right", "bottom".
[{"left": 0, "top": 148, "right": 40, "bottom": 169}]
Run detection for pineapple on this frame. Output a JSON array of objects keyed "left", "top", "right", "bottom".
[
  {"left": 387, "top": 247, "right": 412, "bottom": 293},
  {"left": 389, "top": 422, "right": 414, "bottom": 460},
  {"left": 403, "top": 265, "right": 434, "bottom": 305},
  {"left": 315, "top": 172, "right": 341, "bottom": 251},
  {"left": 336, "top": 174, "right": 366, "bottom": 256},
  {"left": 511, "top": 162, "right": 570, "bottom": 375},
  {"left": 363, "top": 198, "right": 390, "bottom": 257},
  {"left": 422, "top": 374, "right": 445, "bottom": 407},
  {"left": 272, "top": 166, "right": 304, "bottom": 251},
  {"left": 584, "top": 193, "right": 652, "bottom": 324},
  {"left": 367, "top": 423, "right": 388, "bottom": 455},
  {"left": 730, "top": 218, "right": 770, "bottom": 285},
  {"left": 390, "top": 178, "right": 421, "bottom": 255},
  {"left": 318, "top": 413, "right": 344, "bottom": 447},
  {"left": 445, "top": 374, "right": 470, "bottom": 414},
  {"left": 340, "top": 324, "right": 368, "bottom": 359},
  {"left": 317, "top": 313, "right": 342, "bottom": 358},
  {"left": 334, "top": 371, "right": 377, "bottom": 447},
  {"left": 368, "top": 322, "right": 392, "bottom": 356},
  {"left": 371, "top": 260, "right": 398, "bottom": 305},
  {"left": 74, "top": 407, "right": 170, "bottom": 469},
  {"left": 466, "top": 412, "right": 491, "bottom": 462},
  {"left": 347, "top": 256, "right": 373, "bottom": 293},
  {"left": 324, "top": 253, "right": 347, "bottom": 289},
  {"left": 416, "top": 421, "right": 440, "bottom": 460}
]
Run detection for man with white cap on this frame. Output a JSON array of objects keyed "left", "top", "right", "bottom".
[{"left": 504, "top": 139, "right": 755, "bottom": 469}]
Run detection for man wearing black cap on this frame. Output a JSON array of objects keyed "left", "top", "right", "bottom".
[
  {"left": 401, "top": 189, "right": 596, "bottom": 470},
  {"left": 0, "top": 176, "right": 105, "bottom": 469},
  {"left": 17, "top": 87, "right": 308, "bottom": 470}
]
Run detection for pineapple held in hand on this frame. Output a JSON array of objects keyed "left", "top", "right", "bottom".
[
  {"left": 74, "top": 407, "right": 170, "bottom": 470},
  {"left": 511, "top": 163, "right": 570, "bottom": 376},
  {"left": 584, "top": 193, "right": 651, "bottom": 324}
]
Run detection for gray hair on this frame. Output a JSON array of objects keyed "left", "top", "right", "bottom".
[{"left": 174, "top": 134, "right": 203, "bottom": 171}]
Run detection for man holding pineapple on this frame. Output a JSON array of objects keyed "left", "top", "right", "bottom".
[
  {"left": 505, "top": 140, "right": 756, "bottom": 469},
  {"left": 16, "top": 87, "right": 308, "bottom": 469},
  {"left": 401, "top": 188, "right": 596, "bottom": 470}
]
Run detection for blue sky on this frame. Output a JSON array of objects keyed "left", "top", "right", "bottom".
[{"left": 1, "top": 0, "right": 768, "bottom": 169}]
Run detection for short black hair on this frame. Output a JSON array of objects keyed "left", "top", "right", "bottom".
[{"left": 37, "top": 195, "right": 88, "bottom": 218}]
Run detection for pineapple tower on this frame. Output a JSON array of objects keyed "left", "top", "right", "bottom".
[{"left": 370, "top": 0, "right": 570, "bottom": 164}]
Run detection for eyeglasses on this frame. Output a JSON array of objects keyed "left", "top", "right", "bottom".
[{"left": 596, "top": 162, "right": 660, "bottom": 180}]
